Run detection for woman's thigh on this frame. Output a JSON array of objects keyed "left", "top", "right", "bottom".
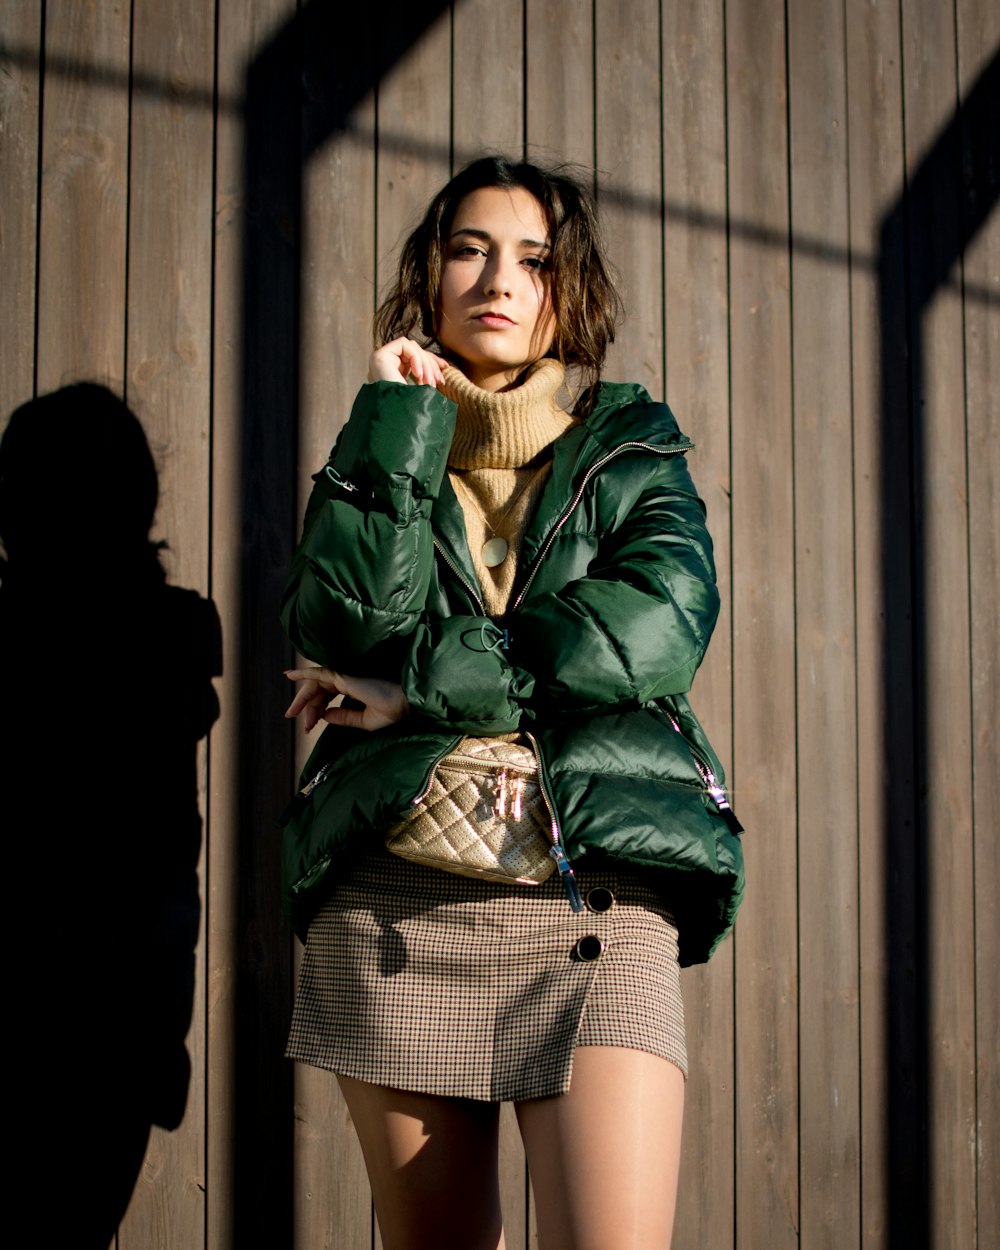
[
  {"left": 514, "top": 1046, "right": 685, "bottom": 1250},
  {"left": 336, "top": 1074, "right": 505, "bottom": 1250}
]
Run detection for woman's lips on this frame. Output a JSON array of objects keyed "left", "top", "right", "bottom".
[{"left": 474, "top": 313, "right": 515, "bottom": 327}]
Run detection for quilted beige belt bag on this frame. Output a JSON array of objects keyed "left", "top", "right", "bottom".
[{"left": 384, "top": 737, "right": 556, "bottom": 885}]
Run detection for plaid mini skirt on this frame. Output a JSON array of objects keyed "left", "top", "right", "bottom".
[{"left": 286, "top": 848, "right": 686, "bottom": 1101}]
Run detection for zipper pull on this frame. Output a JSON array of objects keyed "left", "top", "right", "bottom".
[
  {"left": 549, "top": 844, "right": 584, "bottom": 912},
  {"left": 301, "top": 763, "right": 332, "bottom": 798},
  {"left": 512, "top": 777, "right": 523, "bottom": 821},
  {"left": 281, "top": 763, "right": 332, "bottom": 825},
  {"left": 707, "top": 783, "right": 745, "bottom": 834},
  {"left": 495, "top": 769, "right": 508, "bottom": 818}
]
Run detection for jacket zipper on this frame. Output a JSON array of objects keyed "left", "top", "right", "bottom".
[
  {"left": 299, "top": 762, "right": 333, "bottom": 797},
  {"left": 432, "top": 537, "right": 486, "bottom": 615},
  {"left": 666, "top": 713, "right": 744, "bottom": 835},
  {"left": 512, "top": 440, "right": 689, "bottom": 610},
  {"left": 513, "top": 442, "right": 692, "bottom": 904},
  {"left": 525, "top": 731, "right": 584, "bottom": 912}
]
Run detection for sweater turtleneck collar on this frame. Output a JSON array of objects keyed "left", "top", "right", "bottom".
[{"left": 441, "top": 358, "right": 576, "bottom": 470}]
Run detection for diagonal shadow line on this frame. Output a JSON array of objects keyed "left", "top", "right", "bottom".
[
  {"left": 877, "top": 44, "right": 999, "bottom": 1250},
  {"left": 4, "top": 40, "right": 993, "bottom": 305}
]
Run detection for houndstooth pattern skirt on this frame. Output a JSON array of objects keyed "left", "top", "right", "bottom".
[{"left": 286, "top": 848, "right": 686, "bottom": 1101}]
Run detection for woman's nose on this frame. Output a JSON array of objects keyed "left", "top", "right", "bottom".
[{"left": 483, "top": 255, "right": 513, "bottom": 297}]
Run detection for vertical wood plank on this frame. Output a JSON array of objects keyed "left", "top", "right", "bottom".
[
  {"left": 209, "top": 6, "right": 246, "bottom": 1244},
  {"left": 956, "top": 10, "right": 1000, "bottom": 1249},
  {"left": 117, "top": 1, "right": 215, "bottom": 1245},
  {"left": 661, "top": 3, "right": 735, "bottom": 1246},
  {"left": 843, "top": 1, "right": 907, "bottom": 1243},
  {"left": 124, "top": 0, "right": 215, "bottom": 589},
  {"left": 36, "top": 0, "right": 130, "bottom": 390},
  {"left": 725, "top": 1, "right": 798, "bottom": 1247},
  {"left": 525, "top": 0, "right": 593, "bottom": 170},
  {"left": 452, "top": 0, "right": 523, "bottom": 163},
  {"left": 375, "top": 9, "right": 452, "bottom": 305},
  {"left": 295, "top": 7, "right": 378, "bottom": 1246},
  {"left": 595, "top": 0, "right": 664, "bottom": 395},
  {"left": 787, "top": 4, "right": 861, "bottom": 1249},
  {"left": 211, "top": 3, "right": 299, "bottom": 1248},
  {"left": 0, "top": 0, "right": 41, "bottom": 421},
  {"left": 900, "top": 3, "right": 977, "bottom": 1245}
]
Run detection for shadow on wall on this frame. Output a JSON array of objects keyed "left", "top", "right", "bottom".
[
  {"left": 878, "top": 45, "right": 999, "bottom": 1250},
  {"left": 0, "top": 383, "right": 221, "bottom": 1250}
]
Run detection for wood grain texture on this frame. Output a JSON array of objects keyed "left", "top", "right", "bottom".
[
  {"left": 0, "top": 0, "right": 41, "bottom": 422},
  {"left": 375, "top": 9, "right": 452, "bottom": 305},
  {"left": 125, "top": 0, "right": 215, "bottom": 594},
  {"left": 525, "top": 0, "right": 594, "bottom": 170},
  {"left": 209, "top": 4, "right": 299, "bottom": 1249},
  {"left": 956, "top": 8, "right": 1000, "bottom": 1247},
  {"left": 595, "top": 0, "right": 664, "bottom": 396},
  {"left": 725, "top": 1, "right": 798, "bottom": 1246},
  {"left": 117, "top": 4, "right": 215, "bottom": 1245},
  {"left": 661, "top": 3, "right": 735, "bottom": 1246},
  {"left": 843, "top": 1, "right": 907, "bottom": 1242},
  {"left": 787, "top": 3, "right": 861, "bottom": 1247},
  {"left": 36, "top": 0, "right": 130, "bottom": 391},
  {"left": 901, "top": 3, "right": 978, "bottom": 1245},
  {"left": 453, "top": 0, "right": 523, "bottom": 162}
]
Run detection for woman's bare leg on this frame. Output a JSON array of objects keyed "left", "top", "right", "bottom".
[
  {"left": 336, "top": 1075, "right": 505, "bottom": 1250},
  {"left": 514, "top": 1046, "right": 684, "bottom": 1250}
]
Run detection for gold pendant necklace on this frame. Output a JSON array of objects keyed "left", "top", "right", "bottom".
[{"left": 452, "top": 465, "right": 548, "bottom": 568}]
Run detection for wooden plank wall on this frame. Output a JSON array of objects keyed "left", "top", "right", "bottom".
[{"left": 0, "top": 2, "right": 996, "bottom": 1247}]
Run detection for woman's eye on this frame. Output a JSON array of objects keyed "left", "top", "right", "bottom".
[
  {"left": 454, "top": 245, "right": 486, "bottom": 259},
  {"left": 522, "top": 255, "right": 549, "bottom": 272}
]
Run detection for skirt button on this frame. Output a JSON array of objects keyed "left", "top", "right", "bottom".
[
  {"left": 574, "top": 934, "right": 605, "bottom": 962},
  {"left": 586, "top": 886, "right": 615, "bottom": 914}
]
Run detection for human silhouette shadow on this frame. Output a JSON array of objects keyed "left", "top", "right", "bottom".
[{"left": 0, "top": 383, "right": 221, "bottom": 1248}]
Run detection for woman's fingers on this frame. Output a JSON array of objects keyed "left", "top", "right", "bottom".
[
  {"left": 367, "top": 338, "right": 445, "bottom": 387},
  {"left": 320, "top": 703, "right": 368, "bottom": 731},
  {"left": 283, "top": 668, "right": 409, "bottom": 733},
  {"left": 284, "top": 668, "right": 341, "bottom": 724}
]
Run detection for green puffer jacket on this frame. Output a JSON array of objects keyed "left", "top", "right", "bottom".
[{"left": 280, "top": 379, "right": 744, "bottom": 965}]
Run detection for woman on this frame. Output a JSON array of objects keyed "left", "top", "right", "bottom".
[{"left": 281, "top": 156, "right": 743, "bottom": 1250}]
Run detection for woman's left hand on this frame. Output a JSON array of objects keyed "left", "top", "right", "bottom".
[{"left": 284, "top": 668, "right": 409, "bottom": 732}]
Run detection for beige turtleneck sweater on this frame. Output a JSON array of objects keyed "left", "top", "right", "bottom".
[{"left": 440, "top": 358, "right": 576, "bottom": 616}]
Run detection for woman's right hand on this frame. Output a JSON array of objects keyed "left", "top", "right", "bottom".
[
  {"left": 284, "top": 667, "right": 410, "bottom": 733},
  {"left": 367, "top": 337, "right": 446, "bottom": 387}
]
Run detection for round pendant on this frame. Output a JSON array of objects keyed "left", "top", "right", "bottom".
[{"left": 482, "top": 536, "right": 509, "bottom": 568}]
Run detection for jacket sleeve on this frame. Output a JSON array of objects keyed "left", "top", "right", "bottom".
[
  {"left": 403, "top": 450, "right": 719, "bottom": 729},
  {"left": 280, "top": 382, "right": 456, "bottom": 670}
]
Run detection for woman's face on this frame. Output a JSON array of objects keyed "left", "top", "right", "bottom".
[{"left": 436, "top": 186, "right": 557, "bottom": 391}]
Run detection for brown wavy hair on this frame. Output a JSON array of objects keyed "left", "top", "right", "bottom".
[{"left": 373, "top": 155, "right": 622, "bottom": 414}]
